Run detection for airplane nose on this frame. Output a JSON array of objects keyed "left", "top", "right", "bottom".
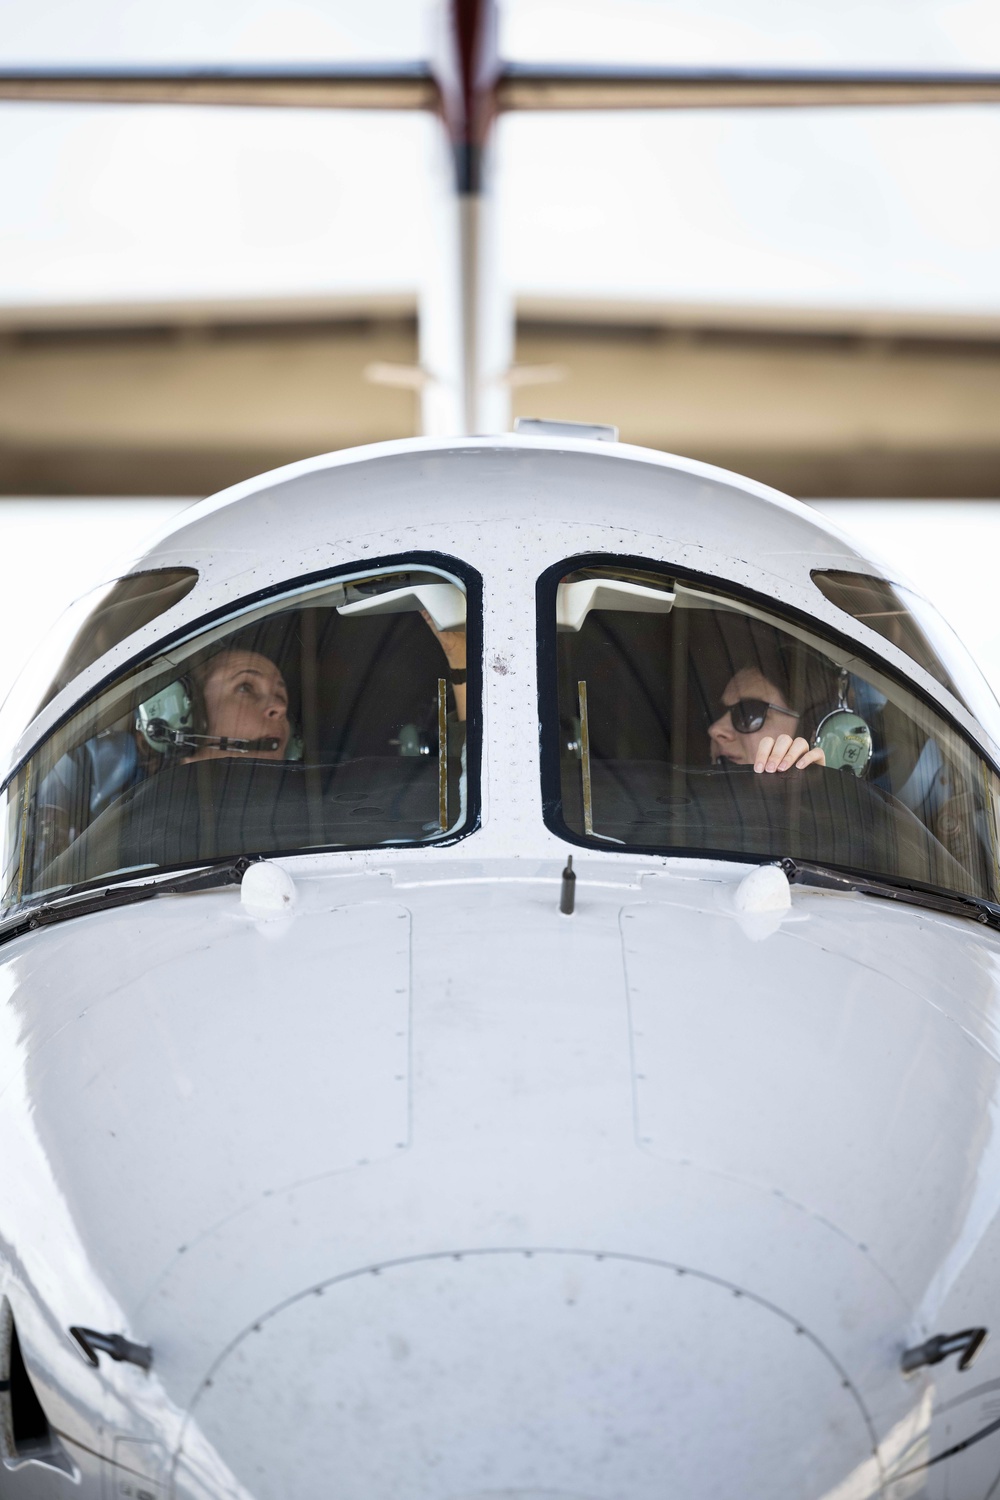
[{"left": 174, "top": 1248, "right": 876, "bottom": 1500}]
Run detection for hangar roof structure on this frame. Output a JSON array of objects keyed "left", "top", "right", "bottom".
[{"left": 1, "top": 0, "right": 998, "bottom": 497}]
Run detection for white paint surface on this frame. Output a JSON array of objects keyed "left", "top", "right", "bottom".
[{"left": 4, "top": 439, "right": 1000, "bottom": 1495}]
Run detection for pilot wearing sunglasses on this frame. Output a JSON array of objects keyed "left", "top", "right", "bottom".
[{"left": 708, "top": 667, "right": 827, "bottom": 774}]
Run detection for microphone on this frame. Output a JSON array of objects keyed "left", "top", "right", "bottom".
[
  {"left": 205, "top": 734, "right": 282, "bottom": 754},
  {"left": 144, "top": 721, "right": 281, "bottom": 754}
]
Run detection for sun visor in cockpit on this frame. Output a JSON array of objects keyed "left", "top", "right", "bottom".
[
  {"left": 336, "top": 583, "right": 467, "bottom": 632},
  {"left": 557, "top": 578, "right": 676, "bottom": 632}
]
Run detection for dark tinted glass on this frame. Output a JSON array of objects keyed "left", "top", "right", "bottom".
[
  {"left": 811, "top": 570, "right": 962, "bottom": 700},
  {"left": 37, "top": 568, "right": 199, "bottom": 714}
]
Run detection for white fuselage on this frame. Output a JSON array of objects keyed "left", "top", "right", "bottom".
[{"left": 3, "top": 437, "right": 1000, "bottom": 1499}]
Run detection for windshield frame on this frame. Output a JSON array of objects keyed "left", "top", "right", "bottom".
[
  {"left": 2, "top": 551, "right": 483, "bottom": 906},
  {"left": 537, "top": 551, "right": 1000, "bottom": 897}
]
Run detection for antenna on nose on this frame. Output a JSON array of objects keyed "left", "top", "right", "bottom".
[{"left": 560, "top": 856, "right": 576, "bottom": 915}]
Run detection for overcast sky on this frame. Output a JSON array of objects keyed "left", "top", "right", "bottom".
[
  {"left": 0, "top": 0, "right": 998, "bottom": 313},
  {"left": 4, "top": 0, "right": 997, "bottom": 68}
]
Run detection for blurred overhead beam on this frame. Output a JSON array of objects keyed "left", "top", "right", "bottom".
[
  {"left": 1, "top": 63, "right": 998, "bottom": 111},
  {"left": 516, "top": 298, "right": 1000, "bottom": 344},
  {"left": 1, "top": 296, "right": 1000, "bottom": 498},
  {"left": 0, "top": 297, "right": 420, "bottom": 496},
  {"left": 516, "top": 301, "right": 1000, "bottom": 498},
  {"left": 498, "top": 65, "right": 1000, "bottom": 110},
  {"left": 0, "top": 63, "right": 438, "bottom": 109},
  {"left": 2, "top": 26, "right": 997, "bottom": 442}
]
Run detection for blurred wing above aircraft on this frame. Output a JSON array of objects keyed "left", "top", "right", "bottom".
[
  {"left": 0, "top": 62, "right": 438, "bottom": 108},
  {"left": 1, "top": 0, "right": 999, "bottom": 435},
  {"left": 1, "top": 60, "right": 999, "bottom": 109}
]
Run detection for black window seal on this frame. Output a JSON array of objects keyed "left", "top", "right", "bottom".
[{"left": 536, "top": 551, "right": 1000, "bottom": 877}]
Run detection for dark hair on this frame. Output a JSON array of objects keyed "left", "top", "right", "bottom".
[{"left": 734, "top": 623, "right": 838, "bottom": 742}]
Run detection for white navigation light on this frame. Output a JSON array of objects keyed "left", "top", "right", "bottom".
[
  {"left": 734, "top": 863, "right": 792, "bottom": 914},
  {"left": 241, "top": 861, "right": 297, "bottom": 919}
]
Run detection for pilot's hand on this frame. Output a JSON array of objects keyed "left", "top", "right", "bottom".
[
  {"left": 754, "top": 735, "right": 826, "bottom": 773},
  {"left": 420, "top": 609, "right": 466, "bottom": 671}
]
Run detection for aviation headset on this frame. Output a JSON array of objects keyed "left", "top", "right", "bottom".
[
  {"left": 135, "top": 669, "right": 303, "bottom": 759},
  {"left": 726, "top": 628, "right": 874, "bottom": 778},
  {"left": 736, "top": 633, "right": 874, "bottom": 778},
  {"left": 810, "top": 669, "right": 873, "bottom": 776}
]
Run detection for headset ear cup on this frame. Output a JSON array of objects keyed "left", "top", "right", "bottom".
[
  {"left": 180, "top": 674, "right": 204, "bottom": 735},
  {"left": 136, "top": 677, "right": 197, "bottom": 752},
  {"left": 284, "top": 717, "right": 305, "bottom": 756},
  {"left": 814, "top": 708, "right": 873, "bottom": 776}
]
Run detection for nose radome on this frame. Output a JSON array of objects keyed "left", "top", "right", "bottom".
[{"left": 173, "top": 1250, "right": 876, "bottom": 1500}]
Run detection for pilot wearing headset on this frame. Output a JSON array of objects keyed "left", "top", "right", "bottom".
[
  {"left": 178, "top": 649, "right": 290, "bottom": 762},
  {"left": 33, "top": 614, "right": 464, "bottom": 873},
  {"left": 708, "top": 652, "right": 873, "bottom": 778},
  {"left": 133, "top": 647, "right": 293, "bottom": 761},
  {"left": 708, "top": 665, "right": 827, "bottom": 774},
  {"left": 34, "top": 648, "right": 291, "bottom": 872}
]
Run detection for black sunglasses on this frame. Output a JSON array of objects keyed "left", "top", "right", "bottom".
[{"left": 713, "top": 697, "right": 800, "bottom": 734}]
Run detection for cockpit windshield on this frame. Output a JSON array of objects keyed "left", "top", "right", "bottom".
[
  {"left": 542, "top": 559, "right": 1000, "bottom": 904},
  {"left": 1, "top": 558, "right": 477, "bottom": 911}
]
